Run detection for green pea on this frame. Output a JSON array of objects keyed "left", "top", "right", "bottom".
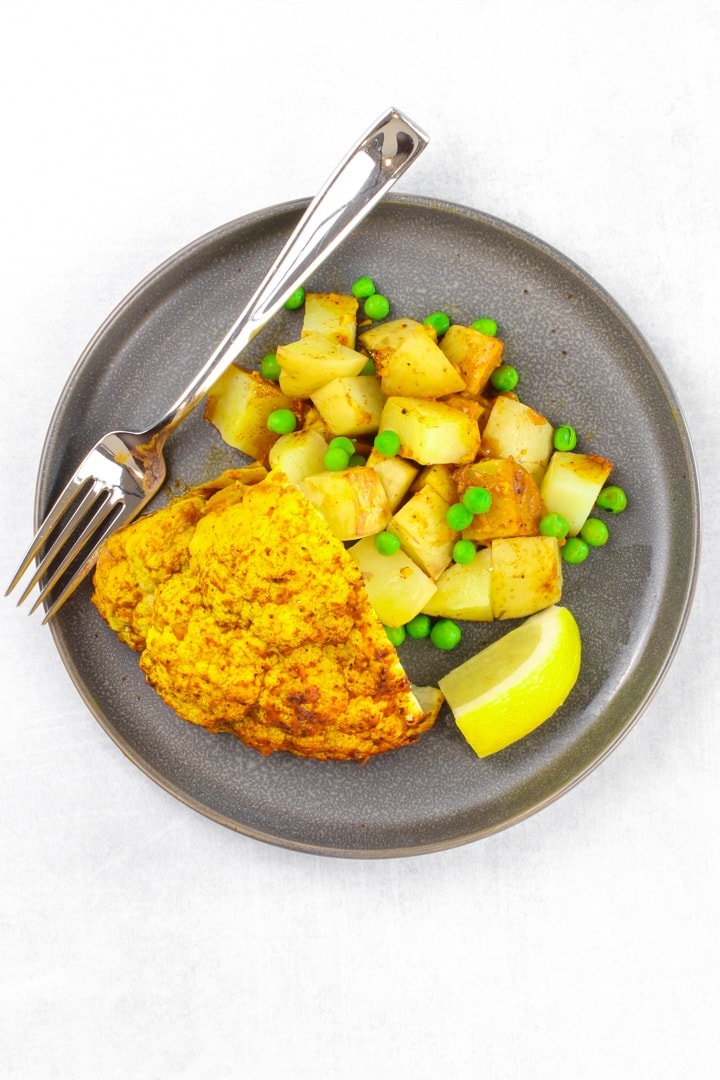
[
  {"left": 490, "top": 364, "right": 519, "bottom": 392},
  {"left": 374, "top": 429, "right": 401, "bottom": 457},
  {"left": 267, "top": 408, "right": 297, "bottom": 434},
  {"left": 374, "top": 530, "right": 401, "bottom": 556},
  {"left": 430, "top": 619, "right": 462, "bottom": 650},
  {"left": 385, "top": 624, "right": 406, "bottom": 647},
  {"left": 364, "top": 293, "right": 390, "bottom": 321},
  {"left": 452, "top": 539, "right": 477, "bottom": 564},
  {"left": 462, "top": 486, "right": 492, "bottom": 515},
  {"left": 445, "top": 503, "right": 474, "bottom": 531},
  {"left": 283, "top": 287, "right": 305, "bottom": 310},
  {"left": 554, "top": 425, "right": 577, "bottom": 451},
  {"left": 471, "top": 317, "right": 498, "bottom": 337},
  {"left": 596, "top": 485, "right": 628, "bottom": 513},
  {"left": 260, "top": 352, "right": 281, "bottom": 380},
  {"left": 359, "top": 356, "right": 376, "bottom": 375},
  {"left": 348, "top": 453, "right": 366, "bottom": 467},
  {"left": 328, "top": 436, "right": 355, "bottom": 456},
  {"left": 351, "top": 275, "right": 376, "bottom": 299},
  {"left": 324, "top": 446, "right": 350, "bottom": 471},
  {"left": 405, "top": 613, "right": 432, "bottom": 639},
  {"left": 580, "top": 517, "right": 609, "bottom": 547},
  {"left": 539, "top": 512, "right": 570, "bottom": 539},
  {"left": 423, "top": 311, "right": 451, "bottom": 336},
  {"left": 561, "top": 537, "right": 589, "bottom": 564}
]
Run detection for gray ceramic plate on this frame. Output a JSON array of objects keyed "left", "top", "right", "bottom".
[{"left": 36, "top": 195, "right": 700, "bottom": 857}]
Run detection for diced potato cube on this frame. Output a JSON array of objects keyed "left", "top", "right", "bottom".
[
  {"left": 379, "top": 325, "right": 466, "bottom": 398},
  {"left": 422, "top": 548, "right": 493, "bottom": 621},
  {"left": 410, "top": 464, "right": 458, "bottom": 505},
  {"left": 301, "top": 292, "right": 358, "bottom": 348},
  {"left": 310, "top": 375, "right": 386, "bottom": 436},
  {"left": 268, "top": 429, "right": 328, "bottom": 484},
  {"left": 366, "top": 450, "right": 419, "bottom": 511},
  {"left": 481, "top": 395, "right": 554, "bottom": 484},
  {"left": 347, "top": 535, "right": 437, "bottom": 627},
  {"left": 540, "top": 451, "right": 614, "bottom": 535},
  {"left": 455, "top": 458, "right": 544, "bottom": 541},
  {"left": 387, "top": 486, "right": 456, "bottom": 580},
  {"left": 299, "top": 467, "right": 390, "bottom": 541},
  {"left": 490, "top": 536, "right": 563, "bottom": 619},
  {"left": 439, "top": 324, "right": 504, "bottom": 396},
  {"left": 204, "top": 366, "right": 298, "bottom": 461},
  {"left": 358, "top": 318, "right": 435, "bottom": 375},
  {"left": 379, "top": 396, "right": 481, "bottom": 465},
  {"left": 276, "top": 333, "right": 367, "bottom": 398}
]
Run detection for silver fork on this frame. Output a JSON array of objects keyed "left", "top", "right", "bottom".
[{"left": 6, "top": 107, "right": 429, "bottom": 622}]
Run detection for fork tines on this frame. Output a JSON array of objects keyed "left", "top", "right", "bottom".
[{"left": 7, "top": 474, "right": 123, "bottom": 622}]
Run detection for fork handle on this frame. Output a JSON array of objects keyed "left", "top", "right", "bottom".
[{"left": 148, "top": 107, "right": 429, "bottom": 442}]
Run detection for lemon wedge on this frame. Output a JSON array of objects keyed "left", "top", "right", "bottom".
[{"left": 438, "top": 605, "right": 581, "bottom": 757}]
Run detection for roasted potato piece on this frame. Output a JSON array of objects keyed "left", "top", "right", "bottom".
[
  {"left": 490, "top": 536, "right": 563, "bottom": 619},
  {"left": 311, "top": 375, "right": 386, "bottom": 436},
  {"left": 481, "top": 395, "right": 555, "bottom": 485},
  {"left": 455, "top": 458, "right": 544, "bottom": 542},
  {"left": 387, "top": 485, "right": 456, "bottom": 581},
  {"left": 204, "top": 366, "right": 299, "bottom": 462},
  {"left": 366, "top": 450, "right": 420, "bottom": 511},
  {"left": 422, "top": 547, "right": 493, "bottom": 621},
  {"left": 348, "top": 535, "right": 437, "bottom": 627},
  {"left": 379, "top": 396, "right": 481, "bottom": 465},
  {"left": 359, "top": 317, "right": 463, "bottom": 396},
  {"left": 268, "top": 429, "right": 329, "bottom": 484},
  {"left": 358, "top": 318, "right": 435, "bottom": 375},
  {"left": 410, "top": 463, "right": 458, "bottom": 506},
  {"left": 277, "top": 333, "right": 368, "bottom": 398},
  {"left": 301, "top": 292, "right": 358, "bottom": 348},
  {"left": 540, "top": 451, "right": 614, "bottom": 535},
  {"left": 299, "top": 466, "right": 391, "bottom": 540},
  {"left": 439, "top": 324, "right": 504, "bottom": 396},
  {"left": 379, "top": 325, "right": 466, "bottom": 398}
]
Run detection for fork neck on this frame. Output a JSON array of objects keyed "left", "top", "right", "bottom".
[{"left": 144, "top": 308, "right": 267, "bottom": 445}]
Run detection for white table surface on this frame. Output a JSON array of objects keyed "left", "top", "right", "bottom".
[{"left": 2, "top": 2, "right": 717, "bottom": 1077}]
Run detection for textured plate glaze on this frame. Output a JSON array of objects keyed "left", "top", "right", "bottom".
[{"left": 35, "top": 195, "right": 700, "bottom": 857}]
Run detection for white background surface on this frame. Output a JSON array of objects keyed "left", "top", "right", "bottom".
[{"left": 1, "top": 1, "right": 717, "bottom": 1077}]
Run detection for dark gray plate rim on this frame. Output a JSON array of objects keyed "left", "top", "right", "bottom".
[{"left": 36, "top": 194, "right": 701, "bottom": 858}]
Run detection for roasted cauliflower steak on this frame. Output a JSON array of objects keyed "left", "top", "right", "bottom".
[{"left": 92, "top": 468, "right": 440, "bottom": 761}]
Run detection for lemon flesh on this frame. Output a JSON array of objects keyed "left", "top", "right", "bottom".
[{"left": 438, "top": 605, "right": 581, "bottom": 757}]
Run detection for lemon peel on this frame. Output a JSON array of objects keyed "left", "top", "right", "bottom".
[{"left": 438, "top": 605, "right": 581, "bottom": 757}]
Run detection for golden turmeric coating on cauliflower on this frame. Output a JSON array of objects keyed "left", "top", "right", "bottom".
[
  {"left": 92, "top": 468, "right": 439, "bottom": 761},
  {"left": 91, "top": 467, "right": 265, "bottom": 650}
]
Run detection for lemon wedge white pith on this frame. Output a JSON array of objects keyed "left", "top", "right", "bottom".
[{"left": 438, "top": 605, "right": 581, "bottom": 757}]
